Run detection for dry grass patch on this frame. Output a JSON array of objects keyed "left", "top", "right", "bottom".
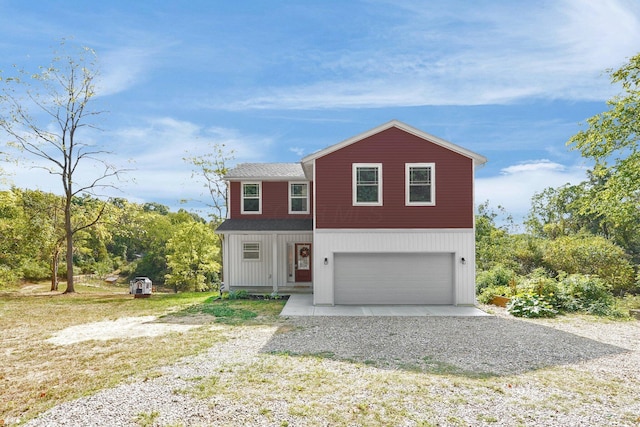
[{"left": 0, "top": 283, "right": 284, "bottom": 425}]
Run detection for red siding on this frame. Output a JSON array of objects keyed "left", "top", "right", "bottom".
[
  {"left": 315, "top": 127, "right": 474, "bottom": 229},
  {"left": 229, "top": 181, "right": 313, "bottom": 219}
]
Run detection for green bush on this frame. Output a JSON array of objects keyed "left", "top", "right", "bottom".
[
  {"left": 501, "top": 270, "right": 622, "bottom": 318},
  {"left": 555, "top": 274, "right": 621, "bottom": 317},
  {"left": 507, "top": 293, "right": 558, "bottom": 318},
  {"left": 477, "top": 285, "right": 512, "bottom": 304},
  {"left": 0, "top": 265, "right": 21, "bottom": 288},
  {"left": 476, "top": 265, "right": 517, "bottom": 294},
  {"left": 19, "top": 259, "right": 50, "bottom": 281},
  {"left": 226, "top": 289, "right": 249, "bottom": 300},
  {"left": 543, "top": 235, "right": 636, "bottom": 295},
  {"left": 517, "top": 268, "right": 558, "bottom": 298}
]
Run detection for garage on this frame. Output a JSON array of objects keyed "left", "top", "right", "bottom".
[{"left": 334, "top": 252, "right": 454, "bottom": 305}]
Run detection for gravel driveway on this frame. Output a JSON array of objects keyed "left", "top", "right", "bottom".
[
  {"left": 24, "top": 312, "right": 640, "bottom": 427},
  {"left": 262, "top": 316, "right": 627, "bottom": 376}
]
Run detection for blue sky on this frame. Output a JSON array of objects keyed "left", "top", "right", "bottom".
[{"left": 1, "top": 0, "right": 640, "bottom": 225}]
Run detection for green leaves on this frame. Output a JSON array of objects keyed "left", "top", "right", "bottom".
[
  {"left": 164, "top": 221, "right": 221, "bottom": 292},
  {"left": 558, "top": 53, "right": 640, "bottom": 257}
]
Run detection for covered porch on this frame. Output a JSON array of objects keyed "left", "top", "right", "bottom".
[{"left": 216, "top": 219, "right": 313, "bottom": 295}]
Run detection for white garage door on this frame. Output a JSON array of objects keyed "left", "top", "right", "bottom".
[{"left": 334, "top": 253, "right": 454, "bottom": 305}]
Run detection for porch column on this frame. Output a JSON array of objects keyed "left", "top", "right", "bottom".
[{"left": 272, "top": 233, "right": 278, "bottom": 294}]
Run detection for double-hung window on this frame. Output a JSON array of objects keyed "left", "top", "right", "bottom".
[
  {"left": 406, "top": 163, "right": 435, "bottom": 206},
  {"left": 353, "top": 163, "right": 382, "bottom": 206},
  {"left": 241, "top": 182, "right": 261, "bottom": 214},
  {"left": 289, "top": 182, "right": 309, "bottom": 214}
]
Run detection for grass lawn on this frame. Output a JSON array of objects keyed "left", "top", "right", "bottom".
[
  {"left": 1, "top": 281, "right": 639, "bottom": 426},
  {"left": 0, "top": 281, "right": 285, "bottom": 425}
]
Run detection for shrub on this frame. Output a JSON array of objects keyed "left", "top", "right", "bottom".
[
  {"left": 19, "top": 259, "right": 50, "bottom": 281},
  {"left": 507, "top": 293, "right": 558, "bottom": 318},
  {"left": 517, "top": 268, "right": 558, "bottom": 297},
  {"left": 0, "top": 265, "right": 20, "bottom": 288},
  {"left": 477, "top": 285, "right": 512, "bottom": 304},
  {"left": 543, "top": 235, "right": 636, "bottom": 295},
  {"left": 556, "top": 274, "right": 621, "bottom": 316},
  {"left": 226, "top": 289, "right": 249, "bottom": 300},
  {"left": 476, "top": 265, "right": 517, "bottom": 294},
  {"left": 503, "top": 270, "right": 622, "bottom": 318}
]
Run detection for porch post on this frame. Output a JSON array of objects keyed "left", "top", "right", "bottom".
[{"left": 272, "top": 233, "right": 278, "bottom": 294}]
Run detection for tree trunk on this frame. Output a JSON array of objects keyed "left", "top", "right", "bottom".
[
  {"left": 50, "top": 249, "right": 59, "bottom": 291},
  {"left": 63, "top": 197, "right": 75, "bottom": 294}
]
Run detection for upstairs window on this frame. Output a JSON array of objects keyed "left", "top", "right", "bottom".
[
  {"left": 406, "top": 163, "right": 435, "bottom": 206},
  {"left": 353, "top": 163, "right": 382, "bottom": 206},
  {"left": 289, "top": 182, "right": 309, "bottom": 214},
  {"left": 241, "top": 182, "right": 261, "bottom": 214}
]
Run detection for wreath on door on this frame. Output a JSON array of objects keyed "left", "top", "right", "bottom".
[{"left": 299, "top": 246, "right": 310, "bottom": 258}]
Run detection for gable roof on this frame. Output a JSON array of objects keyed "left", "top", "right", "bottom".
[
  {"left": 301, "top": 120, "right": 487, "bottom": 179},
  {"left": 224, "top": 163, "right": 306, "bottom": 181}
]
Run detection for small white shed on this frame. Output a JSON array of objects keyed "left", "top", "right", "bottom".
[{"left": 130, "top": 277, "right": 153, "bottom": 298}]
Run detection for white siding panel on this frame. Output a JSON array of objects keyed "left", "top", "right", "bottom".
[
  {"left": 225, "top": 233, "right": 313, "bottom": 288},
  {"left": 227, "top": 234, "right": 273, "bottom": 287},
  {"left": 313, "top": 229, "right": 476, "bottom": 305},
  {"left": 277, "top": 233, "right": 313, "bottom": 284}
]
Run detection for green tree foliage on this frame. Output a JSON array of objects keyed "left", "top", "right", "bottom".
[
  {"left": 164, "top": 222, "right": 221, "bottom": 292},
  {"left": 527, "top": 182, "right": 592, "bottom": 238},
  {"left": 0, "top": 189, "right": 66, "bottom": 287},
  {"left": 0, "top": 190, "right": 26, "bottom": 287},
  {"left": 567, "top": 53, "right": 640, "bottom": 258},
  {"left": 542, "top": 234, "right": 636, "bottom": 295},
  {"left": 476, "top": 202, "right": 543, "bottom": 275},
  {"left": 128, "top": 208, "right": 174, "bottom": 285},
  {"left": 0, "top": 187, "right": 219, "bottom": 292},
  {"left": 475, "top": 202, "right": 514, "bottom": 271},
  {"left": 0, "top": 41, "right": 125, "bottom": 293}
]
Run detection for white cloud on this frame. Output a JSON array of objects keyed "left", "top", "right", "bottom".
[
  {"left": 108, "top": 118, "right": 276, "bottom": 206},
  {"left": 476, "top": 160, "right": 588, "bottom": 224},
  {"left": 289, "top": 147, "right": 305, "bottom": 157},
  {"left": 1, "top": 116, "right": 277, "bottom": 211},
  {"left": 217, "top": 0, "right": 640, "bottom": 110},
  {"left": 95, "top": 47, "right": 153, "bottom": 97}
]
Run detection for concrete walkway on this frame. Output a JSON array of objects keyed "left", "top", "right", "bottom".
[{"left": 280, "top": 294, "right": 491, "bottom": 317}]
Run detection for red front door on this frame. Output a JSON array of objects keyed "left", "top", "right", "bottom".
[{"left": 295, "top": 243, "right": 312, "bottom": 282}]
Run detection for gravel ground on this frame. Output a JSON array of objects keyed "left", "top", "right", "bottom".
[
  {"left": 263, "top": 316, "right": 627, "bottom": 375},
  {"left": 24, "top": 311, "right": 640, "bottom": 427}
]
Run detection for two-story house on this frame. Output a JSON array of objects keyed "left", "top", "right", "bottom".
[{"left": 216, "top": 120, "right": 487, "bottom": 306}]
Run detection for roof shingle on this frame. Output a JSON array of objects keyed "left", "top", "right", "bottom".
[
  {"left": 224, "top": 163, "right": 305, "bottom": 180},
  {"left": 216, "top": 218, "right": 313, "bottom": 233}
]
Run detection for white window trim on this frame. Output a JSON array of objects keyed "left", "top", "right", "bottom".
[
  {"left": 405, "top": 163, "right": 435, "bottom": 206},
  {"left": 242, "top": 242, "right": 261, "bottom": 261},
  {"left": 288, "top": 181, "right": 310, "bottom": 214},
  {"left": 241, "top": 182, "right": 262, "bottom": 214},
  {"left": 353, "top": 163, "right": 383, "bottom": 206}
]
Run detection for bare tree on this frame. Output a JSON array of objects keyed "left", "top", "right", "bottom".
[
  {"left": 184, "top": 143, "right": 235, "bottom": 224},
  {"left": 0, "top": 41, "right": 123, "bottom": 293}
]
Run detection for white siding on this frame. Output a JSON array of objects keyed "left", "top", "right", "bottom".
[
  {"left": 224, "top": 233, "right": 312, "bottom": 289},
  {"left": 226, "top": 234, "right": 273, "bottom": 287},
  {"left": 277, "top": 234, "right": 313, "bottom": 285},
  {"left": 313, "top": 229, "right": 476, "bottom": 305}
]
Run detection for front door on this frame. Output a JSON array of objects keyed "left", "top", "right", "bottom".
[{"left": 295, "top": 243, "right": 312, "bottom": 282}]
